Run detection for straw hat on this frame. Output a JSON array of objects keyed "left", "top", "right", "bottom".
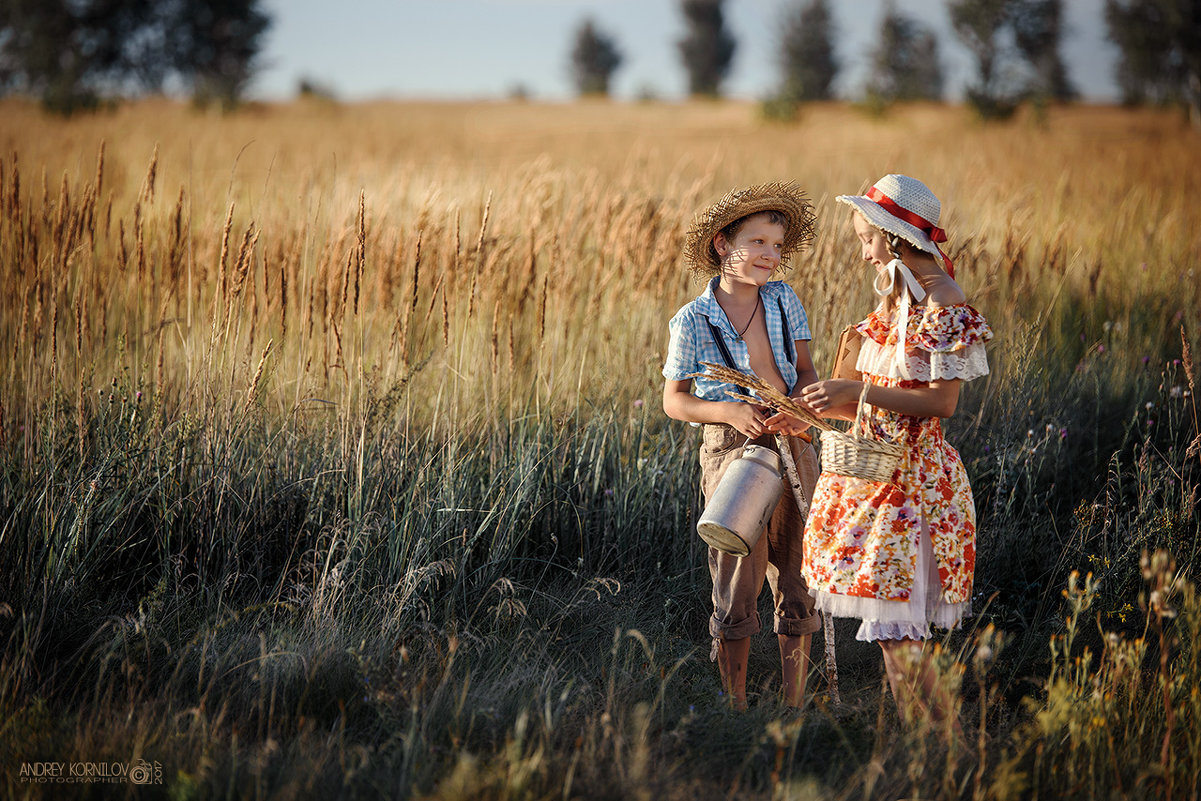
[
  {"left": 684, "top": 181, "right": 816, "bottom": 275},
  {"left": 835, "top": 174, "right": 954, "bottom": 276}
]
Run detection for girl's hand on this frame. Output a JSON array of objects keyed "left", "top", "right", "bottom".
[
  {"left": 723, "top": 402, "right": 770, "bottom": 440},
  {"left": 800, "top": 379, "right": 863, "bottom": 415},
  {"left": 764, "top": 411, "right": 812, "bottom": 440}
]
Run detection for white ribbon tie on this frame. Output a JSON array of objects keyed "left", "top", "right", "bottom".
[{"left": 873, "top": 259, "right": 926, "bottom": 379}]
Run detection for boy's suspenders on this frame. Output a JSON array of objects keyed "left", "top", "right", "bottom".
[
  {"left": 705, "top": 296, "right": 795, "bottom": 395},
  {"left": 778, "top": 297, "right": 795, "bottom": 366},
  {"left": 705, "top": 318, "right": 748, "bottom": 396}
]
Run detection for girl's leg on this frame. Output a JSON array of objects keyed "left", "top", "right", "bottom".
[{"left": 879, "top": 637, "right": 962, "bottom": 736}]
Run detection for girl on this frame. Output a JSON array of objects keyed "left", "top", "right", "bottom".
[{"left": 800, "top": 174, "right": 992, "bottom": 728}]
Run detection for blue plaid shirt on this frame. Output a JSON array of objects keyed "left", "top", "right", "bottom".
[{"left": 662, "top": 277, "right": 812, "bottom": 402}]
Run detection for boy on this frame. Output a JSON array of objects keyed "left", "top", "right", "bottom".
[{"left": 661, "top": 182, "right": 822, "bottom": 710}]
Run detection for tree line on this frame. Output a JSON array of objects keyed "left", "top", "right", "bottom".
[
  {"left": 0, "top": 0, "right": 270, "bottom": 114},
  {"left": 572, "top": 0, "right": 1201, "bottom": 123},
  {"left": 1, "top": 0, "right": 1197, "bottom": 123}
]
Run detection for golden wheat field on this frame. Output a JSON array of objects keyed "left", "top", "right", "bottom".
[
  {"left": 2, "top": 98, "right": 1199, "bottom": 426},
  {"left": 2, "top": 98, "right": 1201, "bottom": 800}
]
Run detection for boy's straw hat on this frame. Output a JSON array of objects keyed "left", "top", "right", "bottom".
[
  {"left": 684, "top": 182, "right": 816, "bottom": 274},
  {"left": 835, "top": 174, "right": 954, "bottom": 276}
]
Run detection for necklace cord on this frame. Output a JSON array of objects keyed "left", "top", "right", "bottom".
[{"left": 733, "top": 294, "right": 761, "bottom": 340}]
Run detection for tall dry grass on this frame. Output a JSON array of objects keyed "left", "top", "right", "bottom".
[{"left": 1, "top": 98, "right": 1200, "bottom": 799}]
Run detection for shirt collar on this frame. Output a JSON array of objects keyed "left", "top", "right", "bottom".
[{"left": 697, "top": 276, "right": 778, "bottom": 337}]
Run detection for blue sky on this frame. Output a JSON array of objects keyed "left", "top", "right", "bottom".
[{"left": 252, "top": 0, "right": 1120, "bottom": 103}]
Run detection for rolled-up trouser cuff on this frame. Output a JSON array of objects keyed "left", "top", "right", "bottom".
[
  {"left": 775, "top": 606, "right": 823, "bottom": 637},
  {"left": 708, "top": 610, "right": 762, "bottom": 640}
]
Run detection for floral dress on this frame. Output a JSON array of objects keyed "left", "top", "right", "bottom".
[{"left": 803, "top": 303, "right": 993, "bottom": 641}]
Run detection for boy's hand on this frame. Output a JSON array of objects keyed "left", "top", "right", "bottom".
[
  {"left": 764, "top": 411, "right": 812, "bottom": 441},
  {"left": 722, "top": 402, "right": 770, "bottom": 440}
]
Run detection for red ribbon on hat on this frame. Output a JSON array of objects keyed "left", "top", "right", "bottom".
[{"left": 866, "top": 186, "right": 955, "bottom": 277}]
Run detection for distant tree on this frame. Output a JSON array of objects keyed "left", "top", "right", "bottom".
[
  {"left": 866, "top": 0, "right": 943, "bottom": 103},
  {"left": 1105, "top": 0, "right": 1201, "bottom": 126},
  {"left": 0, "top": 0, "right": 271, "bottom": 114},
  {"left": 1011, "top": 0, "right": 1075, "bottom": 103},
  {"left": 569, "top": 18, "right": 622, "bottom": 97},
  {"left": 176, "top": 0, "right": 272, "bottom": 110},
  {"left": 0, "top": 0, "right": 169, "bottom": 113},
  {"left": 297, "top": 76, "right": 336, "bottom": 102},
  {"left": 948, "top": 0, "right": 1020, "bottom": 118},
  {"left": 777, "top": 0, "right": 838, "bottom": 102},
  {"left": 677, "top": 0, "right": 736, "bottom": 97}
]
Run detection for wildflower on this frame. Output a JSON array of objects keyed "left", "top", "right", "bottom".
[
  {"left": 1027, "top": 429, "right": 1034, "bottom": 437},
  {"left": 632, "top": 398, "right": 644, "bottom": 408},
  {"left": 1059, "top": 427, "right": 1068, "bottom": 440},
  {"left": 604, "top": 488, "right": 614, "bottom": 498},
  {"left": 1097, "top": 344, "right": 1106, "bottom": 354},
  {"left": 1142, "top": 356, "right": 1150, "bottom": 365},
  {"left": 1170, "top": 386, "right": 1183, "bottom": 399},
  {"left": 1145, "top": 401, "right": 1154, "bottom": 410},
  {"left": 975, "top": 644, "right": 994, "bottom": 664}
]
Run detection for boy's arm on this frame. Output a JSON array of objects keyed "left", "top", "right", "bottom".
[
  {"left": 789, "top": 340, "right": 819, "bottom": 398},
  {"left": 765, "top": 340, "right": 821, "bottom": 436},
  {"left": 663, "top": 378, "right": 772, "bottom": 440}
]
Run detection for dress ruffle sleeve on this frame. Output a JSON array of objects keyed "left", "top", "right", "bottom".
[
  {"left": 854, "top": 303, "right": 993, "bottom": 383},
  {"left": 911, "top": 304, "right": 993, "bottom": 352}
]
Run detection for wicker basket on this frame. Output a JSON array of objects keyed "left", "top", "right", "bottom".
[{"left": 820, "top": 383, "right": 904, "bottom": 484}]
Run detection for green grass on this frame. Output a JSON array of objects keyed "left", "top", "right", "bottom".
[{"left": 2, "top": 322, "right": 1199, "bottom": 798}]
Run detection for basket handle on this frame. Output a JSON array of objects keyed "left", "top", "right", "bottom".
[{"left": 851, "top": 382, "right": 871, "bottom": 441}]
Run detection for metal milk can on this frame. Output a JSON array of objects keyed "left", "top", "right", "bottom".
[{"left": 696, "top": 444, "right": 784, "bottom": 557}]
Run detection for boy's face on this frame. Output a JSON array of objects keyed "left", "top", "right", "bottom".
[{"left": 713, "top": 213, "right": 786, "bottom": 289}]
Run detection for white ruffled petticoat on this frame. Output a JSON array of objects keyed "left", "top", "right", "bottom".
[{"left": 809, "top": 517, "right": 971, "bottom": 642}]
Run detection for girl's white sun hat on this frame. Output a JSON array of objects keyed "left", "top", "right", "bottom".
[{"left": 835, "top": 174, "right": 954, "bottom": 276}]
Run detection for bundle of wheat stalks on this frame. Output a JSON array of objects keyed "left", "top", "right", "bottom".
[{"left": 691, "top": 362, "right": 835, "bottom": 433}]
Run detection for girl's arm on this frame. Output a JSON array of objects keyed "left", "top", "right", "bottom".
[
  {"left": 663, "top": 378, "right": 771, "bottom": 439},
  {"left": 801, "top": 377, "right": 961, "bottom": 419}
]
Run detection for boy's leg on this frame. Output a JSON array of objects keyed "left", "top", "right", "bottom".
[
  {"left": 708, "top": 540, "right": 767, "bottom": 708},
  {"left": 778, "top": 633, "right": 812, "bottom": 707},
  {"left": 715, "top": 636, "right": 751, "bottom": 711},
  {"left": 766, "top": 438, "right": 821, "bottom": 707},
  {"left": 702, "top": 424, "right": 769, "bottom": 709}
]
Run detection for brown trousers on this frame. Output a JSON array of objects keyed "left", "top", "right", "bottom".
[{"left": 701, "top": 424, "right": 822, "bottom": 641}]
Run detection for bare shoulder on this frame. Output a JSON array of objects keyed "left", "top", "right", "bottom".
[{"left": 926, "top": 275, "right": 966, "bottom": 308}]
